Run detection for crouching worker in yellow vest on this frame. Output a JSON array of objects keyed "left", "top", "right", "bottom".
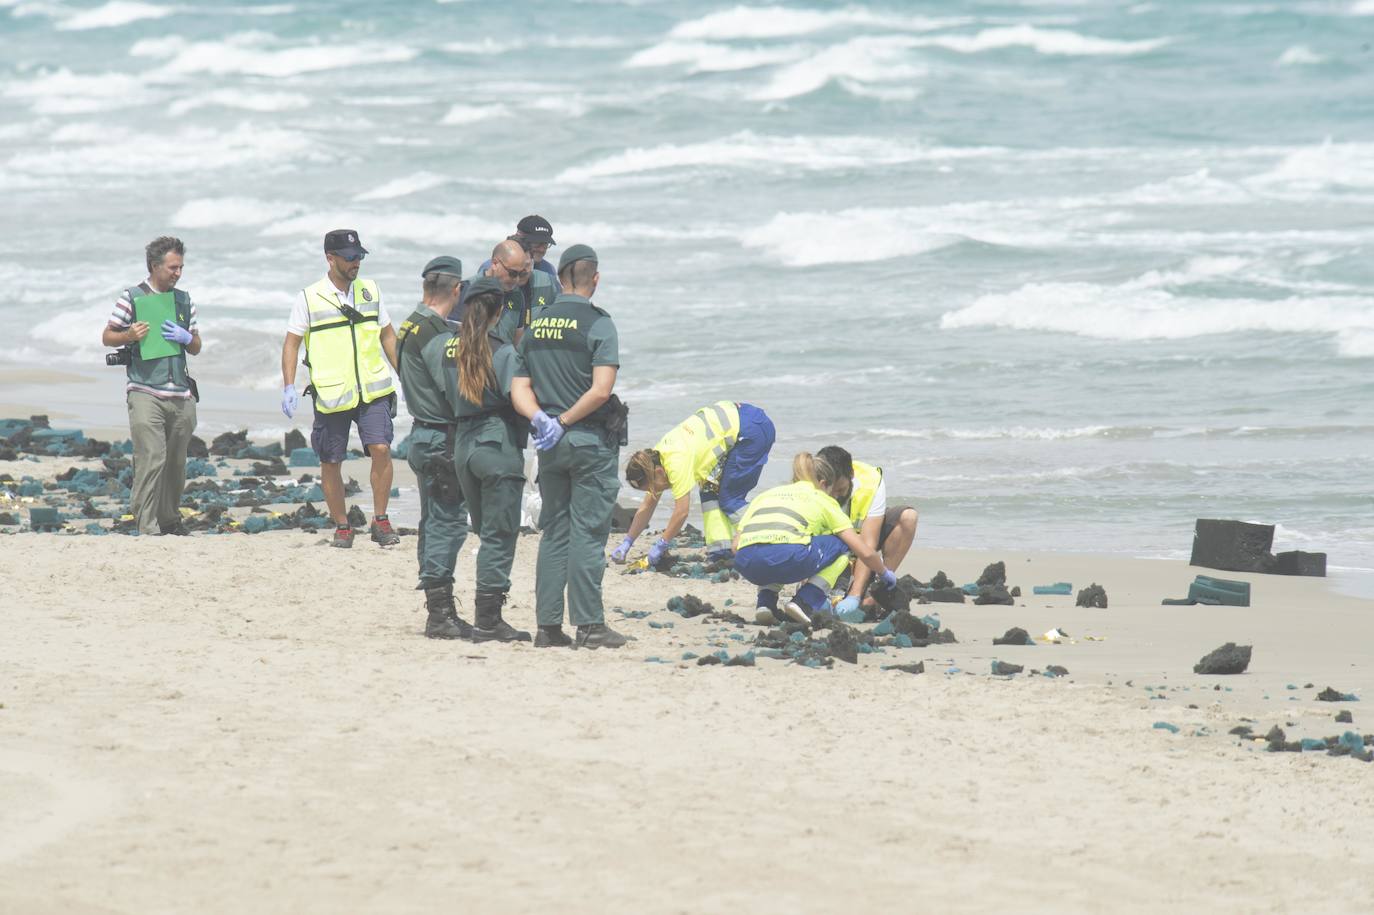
[
  {"left": 732, "top": 452, "right": 898, "bottom": 627},
  {"left": 816, "top": 445, "right": 920, "bottom": 618},
  {"left": 280, "top": 229, "right": 400, "bottom": 549},
  {"left": 615, "top": 401, "right": 775, "bottom": 566}
]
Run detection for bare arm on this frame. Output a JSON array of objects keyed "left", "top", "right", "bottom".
[
  {"left": 511, "top": 375, "right": 539, "bottom": 420},
  {"left": 380, "top": 324, "right": 398, "bottom": 370},
  {"left": 847, "top": 515, "right": 883, "bottom": 597},
  {"left": 281, "top": 332, "right": 304, "bottom": 387},
  {"left": 838, "top": 527, "right": 886, "bottom": 575},
  {"left": 660, "top": 493, "right": 691, "bottom": 543},
  {"left": 558, "top": 365, "right": 617, "bottom": 426},
  {"left": 102, "top": 322, "right": 148, "bottom": 348},
  {"left": 186, "top": 330, "right": 202, "bottom": 356},
  {"left": 626, "top": 489, "right": 663, "bottom": 542}
]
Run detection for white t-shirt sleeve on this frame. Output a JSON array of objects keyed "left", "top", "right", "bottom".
[
  {"left": 867, "top": 476, "right": 887, "bottom": 519},
  {"left": 286, "top": 293, "right": 310, "bottom": 336},
  {"left": 376, "top": 297, "right": 392, "bottom": 328}
]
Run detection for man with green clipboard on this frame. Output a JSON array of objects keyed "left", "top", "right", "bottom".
[{"left": 102, "top": 236, "right": 202, "bottom": 536}]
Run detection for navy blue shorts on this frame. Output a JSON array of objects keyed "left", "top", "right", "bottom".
[{"left": 311, "top": 395, "right": 395, "bottom": 463}]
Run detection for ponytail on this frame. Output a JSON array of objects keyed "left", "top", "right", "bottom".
[
  {"left": 625, "top": 449, "right": 661, "bottom": 490},
  {"left": 456, "top": 291, "right": 504, "bottom": 405},
  {"left": 792, "top": 451, "right": 842, "bottom": 496}
]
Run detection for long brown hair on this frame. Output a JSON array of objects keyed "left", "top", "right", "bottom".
[
  {"left": 456, "top": 291, "right": 504, "bottom": 405},
  {"left": 625, "top": 449, "right": 662, "bottom": 490}
]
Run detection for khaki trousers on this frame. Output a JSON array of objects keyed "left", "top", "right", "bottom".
[{"left": 127, "top": 392, "right": 197, "bottom": 535}]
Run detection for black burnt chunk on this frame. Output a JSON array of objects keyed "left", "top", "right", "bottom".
[
  {"left": 284, "top": 428, "right": 307, "bottom": 453},
  {"left": 346, "top": 505, "right": 368, "bottom": 529},
  {"left": 928, "top": 570, "right": 954, "bottom": 591},
  {"left": 977, "top": 561, "right": 1007, "bottom": 587},
  {"left": 209, "top": 429, "right": 249, "bottom": 456},
  {"left": 827, "top": 625, "right": 859, "bottom": 664},
  {"left": 1193, "top": 643, "right": 1252, "bottom": 675},
  {"left": 992, "top": 627, "right": 1033, "bottom": 646},
  {"left": 890, "top": 611, "right": 930, "bottom": 641},
  {"left": 924, "top": 587, "right": 966, "bottom": 604},
  {"left": 187, "top": 434, "right": 209, "bottom": 458},
  {"left": 975, "top": 585, "right": 1015, "bottom": 605},
  {"left": 1272, "top": 550, "right": 1326, "bottom": 577},
  {"left": 1317, "top": 686, "right": 1355, "bottom": 702},
  {"left": 1190, "top": 519, "right": 1276, "bottom": 573},
  {"left": 1076, "top": 583, "right": 1108, "bottom": 609},
  {"left": 1336, "top": 710, "right": 1354, "bottom": 724},
  {"left": 991, "top": 660, "right": 1023, "bottom": 676}
]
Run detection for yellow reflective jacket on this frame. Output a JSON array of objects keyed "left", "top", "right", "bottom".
[
  {"left": 736, "top": 481, "right": 853, "bottom": 550},
  {"left": 654, "top": 401, "right": 741, "bottom": 498},
  {"left": 302, "top": 277, "right": 394, "bottom": 414},
  {"left": 847, "top": 460, "right": 883, "bottom": 527}
]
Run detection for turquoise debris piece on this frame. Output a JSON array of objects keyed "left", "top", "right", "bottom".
[
  {"left": 648, "top": 621, "right": 674, "bottom": 629},
  {"left": 837, "top": 606, "right": 865, "bottom": 623},
  {"left": 1033, "top": 582, "right": 1073, "bottom": 595},
  {"left": 681, "top": 651, "right": 698, "bottom": 660},
  {"left": 1152, "top": 722, "right": 1180, "bottom": 733},
  {"left": 894, "top": 634, "right": 913, "bottom": 648},
  {"left": 872, "top": 618, "right": 894, "bottom": 636}
]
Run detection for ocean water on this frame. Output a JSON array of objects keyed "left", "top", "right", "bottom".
[{"left": 2, "top": 0, "right": 1373, "bottom": 566}]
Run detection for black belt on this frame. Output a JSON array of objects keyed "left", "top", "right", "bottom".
[
  {"left": 413, "top": 419, "right": 455, "bottom": 432},
  {"left": 456, "top": 410, "right": 505, "bottom": 424}
]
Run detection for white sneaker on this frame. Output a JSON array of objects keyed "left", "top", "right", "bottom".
[
  {"left": 754, "top": 607, "right": 778, "bottom": 625},
  {"left": 783, "top": 601, "right": 812, "bottom": 626}
]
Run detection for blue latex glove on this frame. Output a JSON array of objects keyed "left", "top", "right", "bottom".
[
  {"left": 281, "top": 384, "right": 298, "bottom": 418},
  {"left": 646, "top": 538, "right": 671, "bottom": 566},
  {"left": 878, "top": 569, "right": 898, "bottom": 591},
  {"left": 610, "top": 535, "right": 635, "bottom": 563},
  {"left": 835, "top": 595, "right": 861, "bottom": 616},
  {"left": 161, "top": 320, "right": 193, "bottom": 346},
  {"left": 531, "top": 410, "right": 565, "bottom": 451}
]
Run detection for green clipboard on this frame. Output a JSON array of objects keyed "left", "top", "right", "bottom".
[{"left": 132, "top": 291, "right": 181, "bottom": 361}]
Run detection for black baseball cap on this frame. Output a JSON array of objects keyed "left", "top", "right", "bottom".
[
  {"left": 516, "top": 214, "right": 555, "bottom": 246},
  {"left": 324, "top": 229, "right": 368, "bottom": 259}
]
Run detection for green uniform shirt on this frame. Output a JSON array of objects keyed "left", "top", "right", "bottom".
[
  {"left": 515, "top": 292, "right": 618, "bottom": 447},
  {"left": 456, "top": 332, "right": 519, "bottom": 418},
  {"left": 396, "top": 306, "right": 461, "bottom": 423},
  {"left": 494, "top": 269, "right": 559, "bottom": 345}
]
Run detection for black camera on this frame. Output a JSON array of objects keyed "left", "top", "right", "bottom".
[{"left": 105, "top": 348, "right": 131, "bottom": 367}]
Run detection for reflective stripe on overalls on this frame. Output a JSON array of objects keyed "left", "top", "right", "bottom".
[{"left": 693, "top": 401, "right": 741, "bottom": 553}]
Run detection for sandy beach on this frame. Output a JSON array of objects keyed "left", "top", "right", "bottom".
[{"left": 3, "top": 446, "right": 1372, "bottom": 914}]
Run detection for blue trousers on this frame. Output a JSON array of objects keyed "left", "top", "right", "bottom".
[
  {"left": 734, "top": 535, "right": 848, "bottom": 612},
  {"left": 716, "top": 403, "right": 775, "bottom": 517}
]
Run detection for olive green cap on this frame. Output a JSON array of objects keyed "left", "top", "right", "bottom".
[
  {"left": 557, "top": 244, "right": 598, "bottom": 272},
  {"left": 465, "top": 276, "right": 506, "bottom": 299},
  {"left": 420, "top": 255, "right": 462, "bottom": 278}
]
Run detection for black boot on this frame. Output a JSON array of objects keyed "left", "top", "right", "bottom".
[
  {"left": 574, "top": 623, "right": 630, "bottom": 650},
  {"left": 424, "top": 584, "right": 472, "bottom": 640},
  {"left": 534, "top": 624, "right": 572, "bottom": 648},
  {"left": 471, "top": 590, "right": 532, "bottom": 643}
]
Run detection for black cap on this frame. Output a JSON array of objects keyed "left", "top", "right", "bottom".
[
  {"left": 420, "top": 255, "right": 462, "bottom": 279},
  {"left": 558, "top": 243, "right": 597, "bottom": 272},
  {"left": 324, "top": 229, "right": 368, "bottom": 259},
  {"left": 516, "top": 214, "right": 555, "bottom": 246}
]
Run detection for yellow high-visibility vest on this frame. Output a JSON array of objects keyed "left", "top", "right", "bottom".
[
  {"left": 302, "top": 277, "right": 394, "bottom": 414},
  {"left": 847, "top": 460, "right": 883, "bottom": 527},
  {"left": 654, "top": 401, "right": 741, "bottom": 498},
  {"left": 736, "top": 481, "right": 852, "bottom": 550}
]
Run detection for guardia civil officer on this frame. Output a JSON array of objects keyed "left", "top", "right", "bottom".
[
  {"left": 281, "top": 229, "right": 400, "bottom": 549},
  {"left": 394, "top": 256, "right": 471, "bottom": 639},
  {"left": 511, "top": 244, "right": 628, "bottom": 649},
  {"left": 453, "top": 276, "right": 532, "bottom": 643}
]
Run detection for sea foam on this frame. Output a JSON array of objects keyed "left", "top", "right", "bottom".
[
  {"left": 626, "top": 40, "right": 808, "bottom": 72},
  {"left": 354, "top": 172, "right": 450, "bottom": 202},
  {"left": 131, "top": 33, "right": 420, "bottom": 78},
  {"left": 908, "top": 25, "right": 1171, "bottom": 56},
  {"left": 171, "top": 197, "right": 297, "bottom": 229},
  {"left": 669, "top": 5, "right": 967, "bottom": 39},
  {"left": 57, "top": 1, "right": 172, "bottom": 30}
]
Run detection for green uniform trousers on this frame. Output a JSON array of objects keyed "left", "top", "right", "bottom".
[
  {"left": 406, "top": 427, "right": 468, "bottom": 588},
  {"left": 533, "top": 434, "right": 619, "bottom": 627},
  {"left": 127, "top": 391, "right": 197, "bottom": 535},
  {"left": 454, "top": 417, "right": 525, "bottom": 592}
]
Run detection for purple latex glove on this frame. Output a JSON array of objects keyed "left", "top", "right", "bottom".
[
  {"left": 877, "top": 569, "right": 898, "bottom": 591},
  {"left": 281, "top": 384, "right": 298, "bottom": 418},
  {"left": 161, "top": 320, "right": 193, "bottom": 346},
  {"left": 647, "top": 538, "right": 671, "bottom": 566},
  {"left": 532, "top": 410, "right": 565, "bottom": 451},
  {"left": 610, "top": 535, "right": 635, "bottom": 563}
]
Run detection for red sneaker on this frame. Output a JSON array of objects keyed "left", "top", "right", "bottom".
[
  {"left": 369, "top": 515, "right": 400, "bottom": 546},
  {"left": 331, "top": 526, "right": 354, "bottom": 549}
]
